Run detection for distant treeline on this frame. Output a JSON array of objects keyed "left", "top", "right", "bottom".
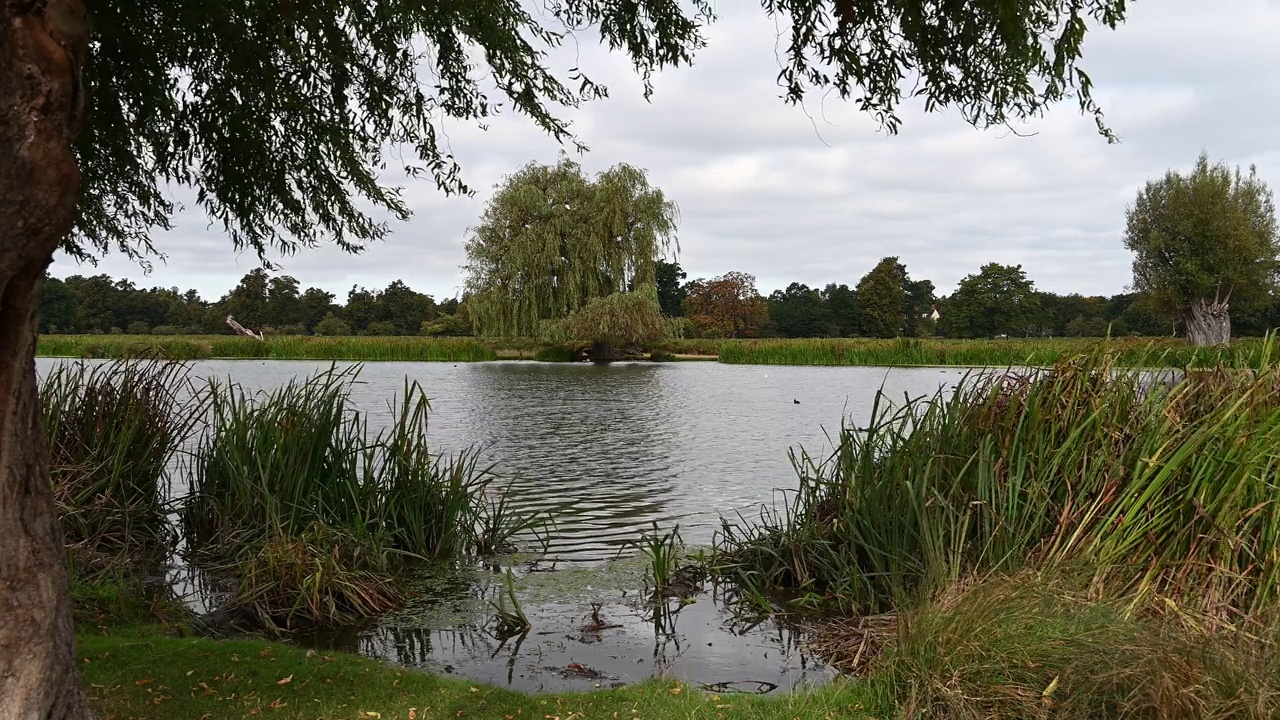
[
  {"left": 39, "top": 259, "right": 1280, "bottom": 339},
  {"left": 38, "top": 269, "right": 473, "bottom": 337}
]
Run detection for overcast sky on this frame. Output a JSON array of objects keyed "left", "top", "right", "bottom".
[{"left": 48, "top": 0, "right": 1280, "bottom": 302}]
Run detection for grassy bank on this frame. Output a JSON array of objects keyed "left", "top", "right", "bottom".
[{"left": 78, "top": 627, "right": 889, "bottom": 719}]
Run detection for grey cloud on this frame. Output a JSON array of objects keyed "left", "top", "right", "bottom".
[{"left": 50, "top": 0, "right": 1280, "bottom": 305}]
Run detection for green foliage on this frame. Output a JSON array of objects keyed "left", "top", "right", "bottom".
[
  {"left": 656, "top": 260, "right": 688, "bottom": 317},
  {"left": 768, "top": 283, "right": 832, "bottom": 338},
  {"left": 41, "top": 358, "right": 203, "bottom": 574},
  {"left": 715, "top": 343, "right": 1280, "bottom": 621},
  {"left": 361, "top": 320, "right": 399, "bottom": 336},
  {"left": 38, "top": 334, "right": 496, "bottom": 362},
  {"left": 1125, "top": 151, "right": 1280, "bottom": 314},
  {"left": 856, "top": 257, "right": 908, "bottom": 338},
  {"left": 182, "top": 365, "right": 536, "bottom": 563},
  {"left": 465, "top": 156, "right": 678, "bottom": 338},
  {"left": 532, "top": 345, "right": 577, "bottom": 362},
  {"left": 312, "top": 312, "right": 351, "bottom": 336},
  {"left": 542, "top": 284, "right": 667, "bottom": 348},
  {"left": 939, "top": 263, "right": 1040, "bottom": 338}
]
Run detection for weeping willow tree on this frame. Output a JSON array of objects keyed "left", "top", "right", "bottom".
[
  {"left": 464, "top": 156, "right": 678, "bottom": 339},
  {"left": 543, "top": 283, "right": 667, "bottom": 361}
]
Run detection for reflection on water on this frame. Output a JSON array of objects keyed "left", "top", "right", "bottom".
[
  {"left": 59, "top": 358, "right": 955, "bottom": 563},
  {"left": 298, "top": 567, "right": 835, "bottom": 694},
  {"left": 36, "top": 357, "right": 961, "bottom": 691}
]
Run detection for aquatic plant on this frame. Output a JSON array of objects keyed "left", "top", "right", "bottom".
[
  {"left": 715, "top": 339, "right": 1280, "bottom": 621},
  {"left": 183, "top": 365, "right": 534, "bottom": 562},
  {"left": 715, "top": 335, "right": 1276, "bottom": 368},
  {"left": 38, "top": 334, "right": 497, "bottom": 362},
  {"left": 632, "top": 522, "right": 684, "bottom": 598},
  {"left": 488, "top": 568, "right": 530, "bottom": 638},
  {"left": 233, "top": 522, "right": 407, "bottom": 631},
  {"left": 41, "top": 356, "right": 204, "bottom": 574}
]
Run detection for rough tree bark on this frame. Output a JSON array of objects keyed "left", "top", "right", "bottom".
[
  {"left": 1184, "top": 296, "right": 1232, "bottom": 347},
  {"left": 0, "top": 1, "right": 95, "bottom": 718}
]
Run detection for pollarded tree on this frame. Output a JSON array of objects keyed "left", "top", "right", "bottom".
[
  {"left": 464, "top": 156, "right": 678, "bottom": 338},
  {"left": 2, "top": 0, "right": 1132, "bottom": 715},
  {"left": 1123, "top": 152, "right": 1280, "bottom": 346}
]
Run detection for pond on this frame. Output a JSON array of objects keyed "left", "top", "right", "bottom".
[{"left": 39, "top": 358, "right": 963, "bottom": 692}]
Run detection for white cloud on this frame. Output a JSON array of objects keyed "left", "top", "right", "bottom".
[{"left": 51, "top": 0, "right": 1280, "bottom": 302}]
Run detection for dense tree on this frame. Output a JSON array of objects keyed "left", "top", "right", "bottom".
[
  {"left": 822, "top": 283, "right": 860, "bottom": 337},
  {"left": 768, "top": 283, "right": 832, "bottom": 337},
  {"left": 1123, "top": 152, "right": 1280, "bottom": 346},
  {"left": 464, "top": 156, "right": 678, "bottom": 337},
  {"left": 857, "top": 257, "right": 909, "bottom": 338},
  {"left": 656, "top": 260, "right": 688, "bottom": 317},
  {"left": 219, "top": 270, "right": 271, "bottom": 331},
  {"left": 940, "top": 263, "right": 1040, "bottom": 339},
  {"left": 902, "top": 278, "right": 937, "bottom": 337},
  {"left": 37, "top": 275, "right": 76, "bottom": 333},
  {"left": 683, "top": 271, "right": 769, "bottom": 338},
  {"left": 1, "top": 0, "right": 1132, "bottom": 712}
]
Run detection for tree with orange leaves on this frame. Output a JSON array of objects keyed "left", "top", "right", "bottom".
[{"left": 683, "top": 271, "right": 770, "bottom": 338}]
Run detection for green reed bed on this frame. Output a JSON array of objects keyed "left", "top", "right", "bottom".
[
  {"left": 181, "top": 364, "right": 537, "bottom": 629},
  {"left": 715, "top": 343, "right": 1280, "bottom": 616},
  {"left": 38, "top": 334, "right": 498, "bottom": 361},
  {"left": 41, "top": 357, "right": 204, "bottom": 576},
  {"left": 715, "top": 336, "right": 1278, "bottom": 367},
  {"left": 713, "top": 342, "right": 1280, "bottom": 716}
]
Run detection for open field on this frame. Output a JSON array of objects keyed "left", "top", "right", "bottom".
[{"left": 37, "top": 333, "right": 1280, "bottom": 367}]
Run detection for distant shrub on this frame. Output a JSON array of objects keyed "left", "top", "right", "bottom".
[
  {"left": 151, "top": 325, "right": 180, "bottom": 336},
  {"left": 313, "top": 312, "right": 351, "bottom": 336},
  {"left": 362, "top": 321, "right": 398, "bottom": 336}
]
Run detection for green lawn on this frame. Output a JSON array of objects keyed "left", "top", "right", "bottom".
[{"left": 78, "top": 626, "right": 890, "bottom": 720}]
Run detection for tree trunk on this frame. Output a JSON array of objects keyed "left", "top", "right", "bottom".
[
  {"left": 0, "top": 2, "right": 95, "bottom": 718},
  {"left": 1184, "top": 297, "right": 1231, "bottom": 347}
]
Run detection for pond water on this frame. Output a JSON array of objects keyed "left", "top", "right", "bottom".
[{"left": 38, "top": 358, "right": 964, "bottom": 692}]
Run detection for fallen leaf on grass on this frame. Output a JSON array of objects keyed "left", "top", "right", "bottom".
[
  {"left": 408, "top": 709, "right": 417, "bottom": 720},
  {"left": 134, "top": 678, "right": 154, "bottom": 686},
  {"left": 270, "top": 699, "right": 288, "bottom": 709},
  {"left": 277, "top": 675, "right": 293, "bottom": 685},
  {"left": 359, "top": 713, "right": 382, "bottom": 719}
]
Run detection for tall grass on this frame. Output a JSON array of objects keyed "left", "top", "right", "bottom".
[
  {"left": 180, "top": 364, "right": 539, "bottom": 627},
  {"left": 40, "top": 356, "right": 204, "bottom": 574},
  {"left": 182, "top": 364, "right": 536, "bottom": 562},
  {"left": 882, "top": 573, "right": 1280, "bottom": 719},
  {"left": 38, "top": 334, "right": 497, "bottom": 362},
  {"left": 715, "top": 340, "right": 1280, "bottom": 621},
  {"left": 716, "top": 336, "right": 1280, "bottom": 368}
]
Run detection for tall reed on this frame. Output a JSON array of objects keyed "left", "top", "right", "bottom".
[
  {"left": 182, "top": 364, "right": 534, "bottom": 562},
  {"left": 715, "top": 336, "right": 1277, "bottom": 368},
  {"left": 41, "top": 356, "right": 203, "bottom": 572},
  {"left": 38, "top": 334, "right": 498, "bottom": 362},
  {"left": 715, "top": 339, "right": 1280, "bottom": 621}
]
